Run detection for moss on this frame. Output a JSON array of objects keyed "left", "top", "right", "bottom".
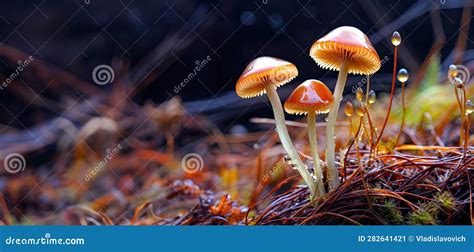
[
  {"left": 381, "top": 201, "right": 403, "bottom": 225},
  {"left": 407, "top": 208, "right": 436, "bottom": 225},
  {"left": 434, "top": 191, "right": 456, "bottom": 213},
  {"left": 405, "top": 192, "right": 457, "bottom": 225}
]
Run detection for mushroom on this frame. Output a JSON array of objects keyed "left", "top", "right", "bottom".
[
  {"left": 236, "top": 56, "right": 317, "bottom": 196},
  {"left": 310, "top": 26, "right": 381, "bottom": 189},
  {"left": 284, "top": 79, "right": 334, "bottom": 195}
]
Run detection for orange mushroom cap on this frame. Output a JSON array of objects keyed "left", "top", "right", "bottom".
[
  {"left": 236, "top": 56, "right": 298, "bottom": 98},
  {"left": 284, "top": 79, "right": 334, "bottom": 115},
  {"left": 310, "top": 26, "right": 381, "bottom": 75}
]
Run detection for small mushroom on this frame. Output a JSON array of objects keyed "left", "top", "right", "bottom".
[
  {"left": 284, "top": 79, "right": 334, "bottom": 195},
  {"left": 236, "top": 56, "right": 317, "bottom": 196},
  {"left": 310, "top": 26, "right": 381, "bottom": 189}
]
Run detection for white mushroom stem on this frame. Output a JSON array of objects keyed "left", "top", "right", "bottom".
[
  {"left": 265, "top": 85, "right": 317, "bottom": 197},
  {"left": 325, "top": 60, "right": 349, "bottom": 190},
  {"left": 307, "top": 111, "right": 326, "bottom": 195}
]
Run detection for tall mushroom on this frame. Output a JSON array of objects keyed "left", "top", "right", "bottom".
[
  {"left": 310, "top": 26, "right": 381, "bottom": 190},
  {"left": 284, "top": 79, "right": 334, "bottom": 195},
  {"left": 236, "top": 56, "right": 317, "bottom": 197}
]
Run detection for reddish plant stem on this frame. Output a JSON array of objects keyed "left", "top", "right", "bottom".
[
  {"left": 454, "top": 85, "right": 463, "bottom": 147},
  {"left": 366, "top": 107, "right": 376, "bottom": 160},
  {"left": 343, "top": 117, "right": 363, "bottom": 182},
  {"left": 374, "top": 46, "right": 398, "bottom": 152},
  {"left": 395, "top": 82, "right": 406, "bottom": 146},
  {"left": 462, "top": 87, "right": 469, "bottom": 155},
  {"left": 365, "top": 77, "right": 375, "bottom": 145}
]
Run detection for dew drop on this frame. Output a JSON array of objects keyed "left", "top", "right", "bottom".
[
  {"left": 454, "top": 77, "right": 464, "bottom": 88},
  {"left": 397, "top": 68, "right": 409, "bottom": 83},
  {"left": 325, "top": 117, "right": 329, "bottom": 122},
  {"left": 448, "top": 64, "right": 458, "bottom": 78},
  {"left": 466, "top": 100, "right": 474, "bottom": 115},
  {"left": 391, "top": 31, "right": 401, "bottom": 46},
  {"left": 356, "top": 87, "right": 364, "bottom": 101},
  {"left": 356, "top": 102, "right": 366, "bottom": 117},
  {"left": 344, "top": 101, "right": 354, "bottom": 117},
  {"left": 253, "top": 143, "right": 259, "bottom": 149},
  {"left": 284, "top": 155, "right": 292, "bottom": 164},
  {"left": 368, "top": 90, "right": 376, "bottom": 104}
]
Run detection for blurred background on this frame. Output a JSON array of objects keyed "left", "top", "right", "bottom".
[{"left": 0, "top": 0, "right": 472, "bottom": 129}]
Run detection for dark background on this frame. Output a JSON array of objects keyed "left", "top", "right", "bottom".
[{"left": 0, "top": 0, "right": 472, "bottom": 130}]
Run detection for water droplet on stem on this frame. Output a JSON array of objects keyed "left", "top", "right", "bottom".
[
  {"left": 368, "top": 90, "right": 376, "bottom": 104},
  {"left": 356, "top": 87, "right": 364, "bottom": 102},
  {"left": 466, "top": 100, "right": 474, "bottom": 115},
  {"left": 344, "top": 101, "right": 354, "bottom": 117},
  {"left": 391, "top": 31, "right": 401, "bottom": 46},
  {"left": 356, "top": 102, "right": 366, "bottom": 117},
  {"left": 397, "top": 68, "right": 409, "bottom": 83}
]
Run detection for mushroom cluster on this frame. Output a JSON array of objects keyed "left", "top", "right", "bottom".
[{"left": 235, "top": 26, "right": 381, "bottom": 197}]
